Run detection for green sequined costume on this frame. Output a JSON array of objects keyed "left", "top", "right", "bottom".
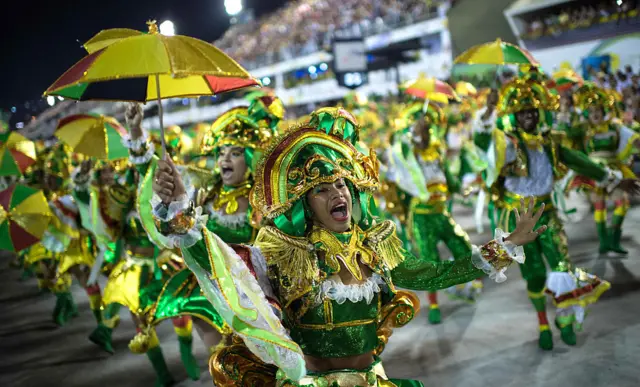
[{"left": 155, "top": 108, "right": 523, "bottom": 387}]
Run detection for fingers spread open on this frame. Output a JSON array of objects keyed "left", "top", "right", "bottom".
[
  {"left": 532, "top": 203, "right": 545, "bottom": 223},
  {"left": 534, "top": 225, "right": 547, "bottom": 235}
]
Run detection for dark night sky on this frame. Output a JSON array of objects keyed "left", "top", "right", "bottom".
[{"left": 0, "top": 0, "right": 286, "bottom": 112}]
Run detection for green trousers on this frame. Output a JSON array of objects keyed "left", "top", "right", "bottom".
[{"left": 410, "top": 209, "right": 472, "bottom": 263}]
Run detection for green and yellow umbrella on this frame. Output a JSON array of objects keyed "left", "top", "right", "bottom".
[
  {"left": 0, "top": 132, "right": 36, "bottom": 177},
  {"left": 43, "top": 20, "right": 259, "bottom": 156},
  {"left": 55, "top": 114, "right": 129, "bottom": 160},
  {"left": 0, "top": 184, "right": 53, "bottom": 252},
  {"left": 454, "top": 38, "right": 539, "bottom": 66}
]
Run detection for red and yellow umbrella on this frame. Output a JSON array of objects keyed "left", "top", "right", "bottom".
[
  {"left": 44, "top": 21, "right": 259, "bottom": 102},
  {"left": 454, "top": 38, "right": 539, "bottom": 66},
  {"left": 43, "top": 20, "right": 260, "bottom": 156},
  {"left": 551, "top": 68, "right": 584, "bottom": 92},
  {"left": 0, "top": 132, "right": 36, "bottom": 177},
  {"left": 0, "top": 184, "right": 53, "bottom": 252},
  {"left": 401, "top": 77, "right": 459, "bottom": 103},
  {"left": 55, "top": 114, "right": 129, "bottom": 160},
  {"left": 455, "top": 81, "right": 478, "bottom": 97}
]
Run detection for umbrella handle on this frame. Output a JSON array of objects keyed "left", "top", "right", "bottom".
[
  {"left": 155, "top": 74, "right": 167, "bottom": 159},
  {"left": 422, "top": 98, "right": 430, "bottom": 114}
]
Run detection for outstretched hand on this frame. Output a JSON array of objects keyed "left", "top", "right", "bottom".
[
  {"left": 153, "top": 156, "right": 186, "bottom": 204},
  {"left": 504, "top": 197, "right": 547, "bottom": 246}
]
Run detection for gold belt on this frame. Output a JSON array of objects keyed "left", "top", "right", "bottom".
[{"left": 281, "top": 360, "right": 396, "bottom": 387}]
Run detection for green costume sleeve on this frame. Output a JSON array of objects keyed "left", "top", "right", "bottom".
[
  {"left": 391, "top": 248, "right": 484, "bottom": 291},
  {"left": 559, "top": 145, "right": 607, "bottom": 180}
]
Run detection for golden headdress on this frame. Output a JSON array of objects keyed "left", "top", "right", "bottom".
[
  {"left": 251, "top": 108, "right": 379, "bottom": 222},
  {"left": 497, "top": 78, "right": 559, "bottom": 116},
  {"left": 200, "top": 106, "right": 275, "bottom": 154}
]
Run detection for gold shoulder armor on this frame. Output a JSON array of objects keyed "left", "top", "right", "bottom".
[
  {"left": 365, "top": 220, "right": 405, "bottom": 271},
  {"left": 254, "top": 226, "right": 317, "bottom": 308}
]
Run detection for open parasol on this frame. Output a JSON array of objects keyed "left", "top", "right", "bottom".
[
  {"left": 401, "top": 77, "right": 459, "bottom": 103},
  {"left": 455, "top": 81, "right": 478, "bottom": 97},
  {"left": 551, "top": 68, "right": 584, "bottom": 92},
  {"left": 454, "top": 38, "right": 539, "bottom": 66},
  {"left": 0, "top": 184, "right": 53, "bottom": 252},
  {"left": 43, "top": 21, "right": 260, "bottom": 156},
  {"left": 55, "top": 114, "right": 129, "bottom": 160},
  {"left": 0, "top": 132, "right": 36, "bottom": 178}
]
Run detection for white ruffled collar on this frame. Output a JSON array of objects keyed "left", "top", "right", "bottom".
[{"left": 321, "top": 273, "right": 386, "bottom": 305}]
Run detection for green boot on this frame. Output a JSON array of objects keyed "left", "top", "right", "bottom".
[
  {"left": 89, "top": 324, "right": 115, "bottom": 354},
  {"left": 178, "top": 335, "right": 200, "bottom": 380},
  {"left": 556, "top": 315, "right": 577, "bottom": 346},
  {"left": 539, "top": 329, "right": 553, "bottom": 351},
  {"left": 146, "top": 346, "right": 175, "bottom": 387},
  {"left": 596, "top": 222, "right": 609, "bottom": 254},
  {"left": 52, "top": 292, "right": 77, "bottom": 326},
  {"left": 20, "top": 266, "right": 35, "bottom": 281},
  {"left": 609, "top": 228, "right": 628, "bottom": 255},
  {"left": 428, "top": 306, "right": 442, "bottom": 324}
]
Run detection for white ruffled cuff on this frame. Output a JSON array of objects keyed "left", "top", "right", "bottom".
[
  {"left": 121, "top": 131, "right": 150, "bottom": 152},
  {"left": 494, "top": 229, "right": 526, "bottom": 263},
  {"left": 152, "top": 193, "right": 191, "bottom": 222},
  {"left": 129, "top": 142, "right": 155, "bottom": 165},
  {"left": 472, "top": 228, "right": 525, "bottom": 283},
  {"left": 162, "top": 206, "right": 207, "bottom": 249},
  {"left": 71, "top": 167, "right": 91, "bottom": 192},
  {"left": 596, "top": 167, "right": 623, "bottom": 193}
]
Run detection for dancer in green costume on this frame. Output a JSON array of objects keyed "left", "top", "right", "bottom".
[
  {"left": 79, "top": 104, "right": 200, "bottom": 386},
  {"left": 148, "top": 96, "right": 283, "bottom": 357},
  {"left": 565, "top": 83, "right": 640, "bottom": 254},
  {"left": 387, "top": 102, "right": 483, "bottom": 324},
  {"left": 151, "top": 107, "right": 545, "bottom": 387},
  {"left": 476, "top": 77, "right": 638, "bottom": 350}
]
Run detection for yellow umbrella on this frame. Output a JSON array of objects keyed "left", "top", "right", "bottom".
[
  {"left": 455, "top": 81, "right": 477, "bottom": 97},
  {"left": 454, "top": 38, "right": 539, "bottom": 65},
  {"left": 0, "top": 184, "right": 53, "bottom": 252},
  {"left": 44, "top": 20, "right": 259, "bottom": 156},
  {"left": 55, "top": 114, "right": 129, "bottom": 160},
  {"left": 0, "top": 132, "right": 36, "bottom": 178},
  {"left": 401, "top": 77, "right": 459, "bottom": 103}
]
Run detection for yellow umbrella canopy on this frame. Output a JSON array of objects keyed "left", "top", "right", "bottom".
[
  {"left": 401, "top": 77, "right": 459, "bottom": 103},
  {"left": 0, "top": 132, "right": 36, "bottom": 178},
  {"left": 55, "top": 114, "right": 129, "bottom": 160},
  {"left": 44, "top": 20, "right": 260, "bottom": 156},
  {"left": 454, "top": 38, "right": 539, "bottom": 66},
  {"left": 455, "top": 81, "right": 478, "bottom": 97},
  {"left": 44, "top": 21, "right": 259, "bottom": 102}
]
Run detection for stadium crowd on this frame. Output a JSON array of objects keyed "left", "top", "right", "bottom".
[
  {"left": 521, "top": 0, "right": 639, "bottom": 40},
  {"left": 215, "top": 0, "right": 452, "bottom": 69}
]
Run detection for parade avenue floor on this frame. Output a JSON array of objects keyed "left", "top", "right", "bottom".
[{"left": 1, "top": 206, "right": 639, "bottom": 387}]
